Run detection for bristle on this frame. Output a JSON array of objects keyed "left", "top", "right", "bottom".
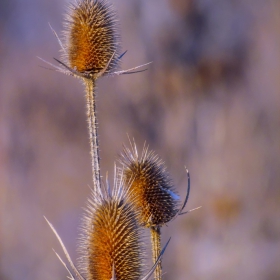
[
  {"left": 79, "top": 178, "right": 144, "bottom": 280},
  {"left": 63, "top": 0, "right": 121, "bottom": 75},
  {"left": 119, "top": 142, "right": 179, "bottom": 227}
]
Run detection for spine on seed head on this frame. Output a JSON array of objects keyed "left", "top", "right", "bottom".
[
  {"left": 63, "top": 0, "right": 121, "bottom": 76},
  {"left": 78, "top": 176, "right": 144, "bottom": 280}
]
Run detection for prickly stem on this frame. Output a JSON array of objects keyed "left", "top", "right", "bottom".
[
  {"left": 84, "top": 78, "right": 101, "bottom": 194},
  {"left": 151, "top": 226, "right": 162, "bottom": 280}
]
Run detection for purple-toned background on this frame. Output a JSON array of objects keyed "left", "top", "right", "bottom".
[{"left": 0, "top": 0, "right": 280, "bottom": 279}]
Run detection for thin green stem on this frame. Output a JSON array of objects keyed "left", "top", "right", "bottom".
[
  {"left": 84, "top": 78, "right": 101, "bottom": 195},
  {"left": 150, "top": 226, "right": 162, "bottom": 280}
]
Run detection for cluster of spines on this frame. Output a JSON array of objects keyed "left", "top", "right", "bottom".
[
  {"left": 78, "top": 177, "right": 144, "bottom": 280},
  {"left": 63, "top": 0, "right": 121, "bottom": 76},
  {"left": 119, "top": 142, "right": 180, "bottom": 227}
]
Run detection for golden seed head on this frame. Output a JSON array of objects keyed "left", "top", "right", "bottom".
[
  {"left": 64, "top": 0, "right": 121, "bottom": 75},
  {"left": 119, "top": 143, "right": 179, "bottom": 227},
  {"left": 79, "top": 178, "right": 144, "bottom": 280}
]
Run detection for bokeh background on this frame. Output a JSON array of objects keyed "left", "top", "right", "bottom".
[{"left": 1, "top": 0, "right": 280, "bottom": 279}]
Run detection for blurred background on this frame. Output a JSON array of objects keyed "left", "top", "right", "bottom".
[{"left": 0, "top": 0, "right": 280, "bottom": 279}]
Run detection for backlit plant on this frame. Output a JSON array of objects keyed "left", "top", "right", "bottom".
[{"left": 42, "top": 1, "right": 195, "bottom": 279}]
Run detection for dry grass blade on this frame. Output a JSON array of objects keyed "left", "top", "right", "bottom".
[
  {"left": 53, "top": 249, "right": 75, "bottom": 280},
  {"left": 44, "top": 216, "right": 85, "bottom": 280}
]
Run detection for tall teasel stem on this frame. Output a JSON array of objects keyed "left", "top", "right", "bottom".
[
  {"left": 151, "top": 226, "right": 162, "bottom": 280},
  {"left": 84, "top": 78, "right": 101, "bottom": 193},
  {"left": 56, "top": 0, "right": 122, "bottom": 193}
]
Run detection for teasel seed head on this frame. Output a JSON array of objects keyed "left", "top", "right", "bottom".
[
  {"left": 63, "top": 0, "right": 121, "bottom": 77},
  {"left": 119, "top": 141, "right": 181, "bottom": 228},
  {"left": 39, "top": 0, "right": 151, "bottom": 79},
  {"left": 78, "top": 171, "right": 144, "bottom": 280}
]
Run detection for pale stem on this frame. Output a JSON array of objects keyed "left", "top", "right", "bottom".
[
  {"left": 84, "top": 78, "right": 101, "bottom": 194},
  {"left": 151, "top": 226, "right": 162, "bottom": 280}
]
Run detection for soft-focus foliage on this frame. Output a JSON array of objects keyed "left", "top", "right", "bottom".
[{"left": 0, "top": 0, "right": 280, "bottom": 279}]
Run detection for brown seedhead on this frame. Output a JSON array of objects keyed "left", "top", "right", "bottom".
[
  {"left": 79, "top": 177, "right": 144, "bottom": 280},
  {"left": 119, "top": 140, "right": 191, "bottom": 280},
  {"left": 120, "top": 142, "right": 180, "bottom": 227},
  {"left": 64, "top": 0, "right": 121, "bottom": 75}
]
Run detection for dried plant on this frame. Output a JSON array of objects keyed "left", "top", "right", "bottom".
[
  {"left": 39, "top": 0, "right": 149, "bottom": 195},
  {"left": 62, "top": 0, "right": 121, "bottom": 196},
  {"left": 45, "top": 171, "right": 170, "bottom": 280},
  {"left": 79, "top": 174, "right": 144, "bottom": 280},
  {"left": 42, "top": 0, "right": 196, "bottom": 279},
  {"left": 64, "top": 0, "right": 121, "bottom": 75},
  {"left": 119, "top": 140, "right": 191, "bottom": 280}
]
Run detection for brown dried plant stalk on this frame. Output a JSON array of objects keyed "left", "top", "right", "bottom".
[
  {"left": 119, "top": 140, "right": 191, "bottom": 280},
  {"left": 150, "top": 226, "right": 161, "bottom": 280},
  {"left": 64, "top": 0, "right": 121, "bottom": 194},
  {"left": 39, "top": 0, "right": 149, "bottom": 194}
]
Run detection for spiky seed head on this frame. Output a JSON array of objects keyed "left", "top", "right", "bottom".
[
  {"left": 119, "top": 142, "right": 180, "bottom": 227},
  {"left": 79, "top": 176, "right": 144, "bottom": 280},
  {"left": 63, "top": 0, "right": 121, "bottom": 75}
]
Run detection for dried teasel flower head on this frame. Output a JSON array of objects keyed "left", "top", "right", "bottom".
[
  {"left": 39, "top": 0, "right": 151, "bottom": 79},
  {"left": 63, "top": 0, "right": 121, "bottom": 78},
  {"left": 119, "top": 140, "right": 189, "bottom": 228},
  {"left": 78, "top": 170, "right": 144, "bottom": 280},
  {"left": 45, "top": 169, "right": 171, "bottom": 280}
]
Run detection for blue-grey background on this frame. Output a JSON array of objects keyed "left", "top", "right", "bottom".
[{"left": 0, "top": 0, "right": 280, "bottom": 279}]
